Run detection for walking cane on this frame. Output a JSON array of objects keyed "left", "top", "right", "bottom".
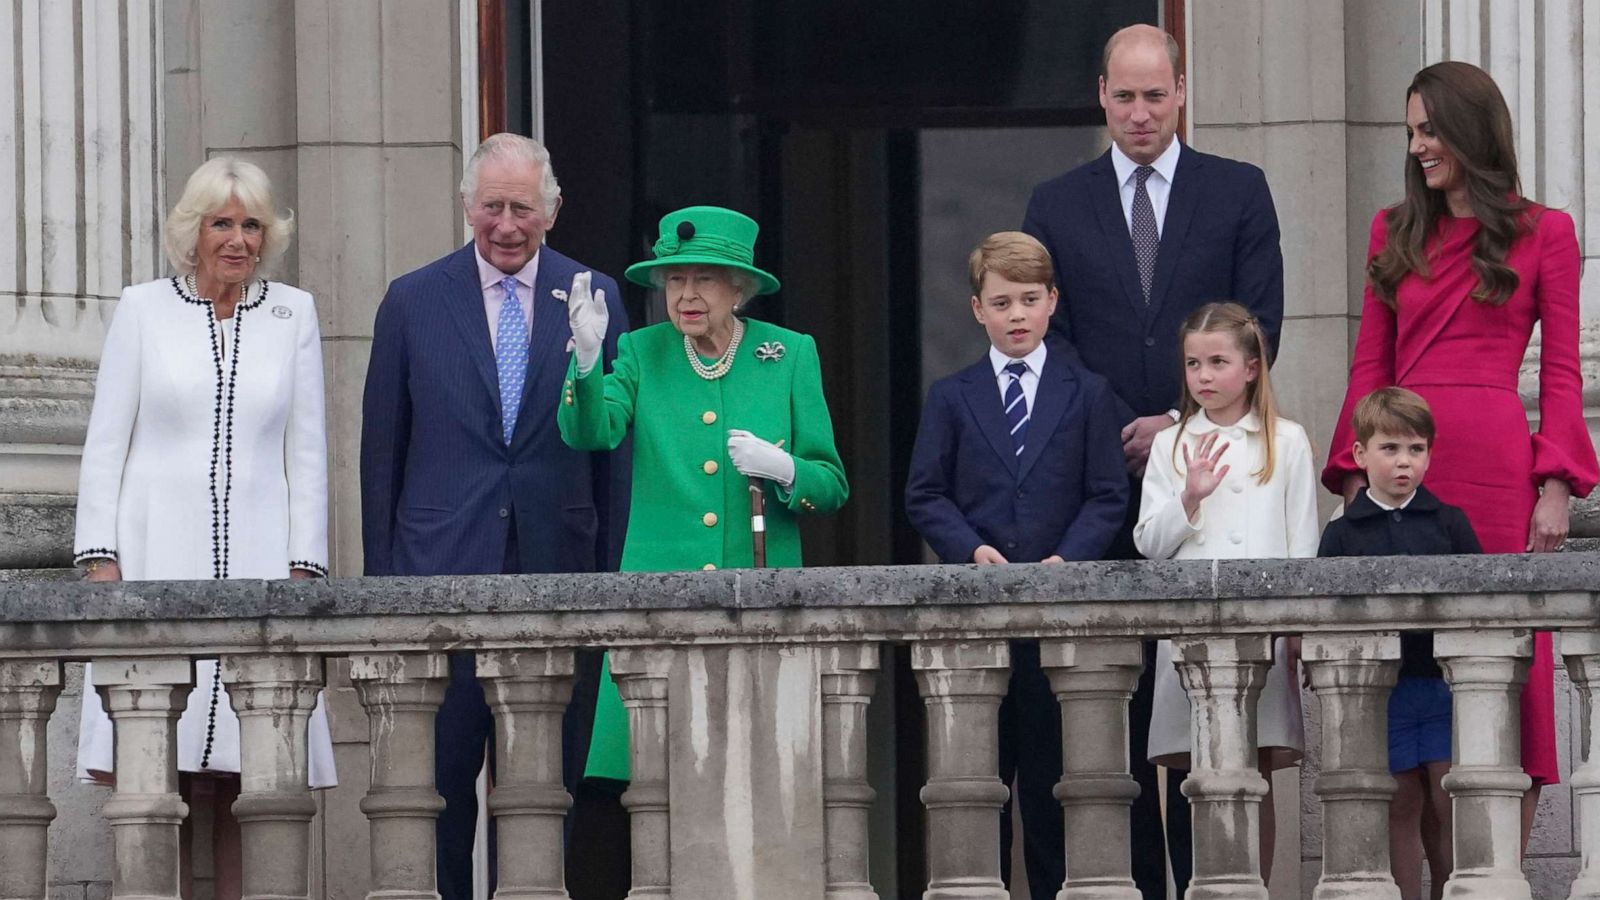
[{"left": 748, "top": 439, "right": 783, "bottom": 568}]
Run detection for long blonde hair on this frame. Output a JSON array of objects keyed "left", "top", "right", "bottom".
[{"left": 1172, "top": 302, "right": 1281, "bottom": 484}]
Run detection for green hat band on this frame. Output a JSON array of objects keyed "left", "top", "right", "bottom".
[{"left": 652, "top": 231, "right": 754, "bottom": 265}]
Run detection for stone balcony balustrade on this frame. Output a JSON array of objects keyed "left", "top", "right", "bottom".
[{"left": 1, "top": 555, "right": 1599, "bottom": 900}]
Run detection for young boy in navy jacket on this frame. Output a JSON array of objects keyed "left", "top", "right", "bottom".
[
  {"left": 906, "top": 231, "right": 1127, "bottom": 899},
  {"left": 1318, "top": 387, "right": 1480, "bottom": 900}
]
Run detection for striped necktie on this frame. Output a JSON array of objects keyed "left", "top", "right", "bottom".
[
  {"left": 1004, "top": 360, "right": 1029, "bottom": 456},
  {"left": 495, "top": 276, "right": 528, "bottom": 444}
]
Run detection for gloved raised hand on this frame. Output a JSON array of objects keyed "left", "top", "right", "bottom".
[
  {"left": 726, "top": 429, "right": 796, "bottom": 487},
  {"left": 566, "top": 271, "right": 608, "bottom": 376}
]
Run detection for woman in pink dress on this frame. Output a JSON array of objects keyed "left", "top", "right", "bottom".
[{"left": 1324, "top": 60, "right": 1598, "bottom": 851}]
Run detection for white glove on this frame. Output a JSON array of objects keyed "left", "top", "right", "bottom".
[
  {"left": 566, "top": 271, "right": 608, "bottom": 376},
  {"left": 726, "top": 429, "right": 796, "bottom": 487}
]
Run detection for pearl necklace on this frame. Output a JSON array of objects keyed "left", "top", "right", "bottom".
[
  {"left": 184, "top": 273, "right": 250, "bottom": 307},
  {"left": 684, "top": 318, "right": 745, "bottom": 381}
]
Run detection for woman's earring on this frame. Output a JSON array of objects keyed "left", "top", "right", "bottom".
[{"left": 254, "top": 256, "right": 261, "bottom": 263}]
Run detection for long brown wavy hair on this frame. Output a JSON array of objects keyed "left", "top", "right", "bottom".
[
  {"left": 1172, "top": 302, "right": 1281, "bottom": 485},
  {"left": 1368, "top": 61, "right": 1530, "bottom": 309}
]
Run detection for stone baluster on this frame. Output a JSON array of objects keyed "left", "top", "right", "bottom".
[
  {"left": 477, "top": 649, "right": 576, "bottom": 900},
  {"left": 1302, "top": 633, "right": 1402, "bottom": 900},
  {"left": 0, "top": 660, "right": 62, "bottom": 900},
  {"left": 94, "top": 657, "right": 194, "bottom": 900},
  {"left": 350, "top": 652, "right": 450, "bottom": 900},
  {"left": 1562, "top": 630, "right": 1600, "bottom": 900},
  {"left": 221, "top": 654, "right": 324, "bottom": 900},
  {"left": 611, "top": 648, "right": 675, "bottom": 899},
  {"left": 912, "top": 640, "right": 1011, "bottom": 900},
  {"left": 1039, "top": 639, "right": 1143, "bottom": 900},
  {"left": 1171, "top": 636, "right": 1273, "bottom": 900},
  {"left": 818, "top": 643, "right": 882, "bottom": 900},
  {"left": 1435, "top": 630, "right": 1533, "bottom": 900}
]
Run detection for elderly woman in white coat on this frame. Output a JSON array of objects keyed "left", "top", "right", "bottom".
[{"left": 73, "top": 157, "right": 336, "bottom": 899}]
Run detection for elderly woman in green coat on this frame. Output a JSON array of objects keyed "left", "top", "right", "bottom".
[{"left": 560, "top": 205, "right": 848, "bottom": 780}]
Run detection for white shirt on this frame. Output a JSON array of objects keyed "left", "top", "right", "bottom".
[
  {"left": 1366, "top": 488, "right": 1417, "bottom": 511},
  {"left": 1110, "top": 139, "right": 1182, "bottom": 238},
  {"left": 988, "top": 342, "right": 1047, "bottom": 413},
  {"left": 476, "top": 245, "right": 538, "bottom": 352}
]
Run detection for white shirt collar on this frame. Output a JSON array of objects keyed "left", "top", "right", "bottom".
[
  {"left": 989, "top": 341, "right": 1048, "bottom": 379},
  {"left": 474, "top": 244, "right": 540, "bottom": 292},
  {"left": 1184, "top": 409, "right": 1261, "bottom": 434},
  {"left": 1365, "top": 488, "right": 1417, "bottom": 511},
  {"left": 1110, "top": 139, "right": 1182, "bottom": 190}
]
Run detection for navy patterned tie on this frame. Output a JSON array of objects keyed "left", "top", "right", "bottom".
[
  {"left": 1004, "top": 360, "right": 1029, "bottom": 457},
  {"left": 1131, "top": 165, "right": 1159, "bottom": 302}
]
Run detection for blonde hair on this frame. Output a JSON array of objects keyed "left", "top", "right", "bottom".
[
  {"left": 163, "top": 157, "right": 294, "bottom": 277},
  {"left": 1172, "top": 302, "right": 1281, "bottom": 484},
  {"left": 967, "top": 231, "right": 1055, "bottom": 295},
  {"left": 1352, "top": 387, "right": 1436, "bottom": 446}
]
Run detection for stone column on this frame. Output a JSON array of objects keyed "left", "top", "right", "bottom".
[
  {"left": 911, "top": 640, "right": 1011, "bottom": 900},
  {"left": 1562, "top": 630, "right": 1600, "bottom": 900},
  {"left": 1435, "top": 630, "right": 1533, "bottom": 900},
  {"left": 1171, "top": 636, "right": 1274, "bottom": 900},
  {"left": 349, "top": 652, "right": 449, "bottom": 900},
  {"left": 476, "top": 649, "right": 576, "bottom": 900},
  {"left": 818, "top": 643, "right": 881, "bottom": 900},
  {"left": 0, "top": 0, "right": 164, "bottom": 567},
  {"left": 612, "top": 648, "right": 675, "bottom": 900},
  {"left": 221, "top": 654, "right": 324, "bottom": 900},
  {"left": 1039, "top": 639, "right": 1143, "bottom": 900},
  {"left": 93, "top": 657, "right": 194, "bottom": 900},
  {"left": 0, "top": 660, "right": 62, "bottom": 900},
  {"left": 1302, "top": 633, "right": 1402, "bottom": 900}
]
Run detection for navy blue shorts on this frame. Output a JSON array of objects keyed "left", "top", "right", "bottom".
[{"left": 1388, "top": 676, "right": 1452, "bottom": 774}]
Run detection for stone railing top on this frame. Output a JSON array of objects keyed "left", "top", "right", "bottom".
[{"left": 1, "top": 555, "right": 1597, "bottom": 657}]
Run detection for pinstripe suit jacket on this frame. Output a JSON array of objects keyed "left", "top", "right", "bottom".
[{"left": 360, "top": 242, "right": 630, "bottom": 576}]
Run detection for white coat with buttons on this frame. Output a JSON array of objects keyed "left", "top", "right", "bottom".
[{"left": 1134, "top": 411, "right": 1320, "bottom": 768}]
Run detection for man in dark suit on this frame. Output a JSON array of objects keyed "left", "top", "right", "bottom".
[
  {"left": 1022, "top": 24, "right": 1284, "bottom": 900},
  {"left": 360, "top": 132, "right": 629, "bottom": 899},
  {"left": 906, "top": 232, "right": 1127, "bottom": 898}
]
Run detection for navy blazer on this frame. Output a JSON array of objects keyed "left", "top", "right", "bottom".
[
  {"left": 905, "top": 349, "right": 1128, "bottom": 564},
  {"left": 360, "top": 243, "right": 630, "bottom": 576},
  {"left": 1023, "top": 144, "right": 1284, "bottom": 419}
]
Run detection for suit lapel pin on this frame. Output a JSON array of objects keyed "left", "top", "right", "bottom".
[
  {"left": 552, "top": 288, "right": 568, "bottom": 302},
  {"left": 754, "top": 341, "right": 785, "bottom": 362}
]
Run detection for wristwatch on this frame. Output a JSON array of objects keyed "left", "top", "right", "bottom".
[
  {"left": 80, "top": 557, "right": 113, "bottom": 576},
  {"left": 1166, "top": 408, "right": 1181, "bottom": 423}
]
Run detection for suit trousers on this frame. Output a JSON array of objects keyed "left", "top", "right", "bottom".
[
  {"left": 998, "top": 640, "right": 1066, "bottom": 899},
  {"left": 435, "top": 517, "right": 602, "bottom": 900},
  {"left": 1109, "top": 490, "right": 1192, "bottom": 900}
]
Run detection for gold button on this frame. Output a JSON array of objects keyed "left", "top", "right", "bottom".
[
  {"left": 703, "top": 460, "right": 719, "bottom": 475},
  {"left": 702, "top": 563, "right": 716, "bottom": 571},
  {"left": 702, "top": 512, "right": 718, "bottom": 527},
  {"left": 702, "top": 410, "right": 717, "bottom": 424}
]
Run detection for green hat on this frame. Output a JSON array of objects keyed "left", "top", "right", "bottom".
[{"left": 624, "top": 206, "right": 781, "bottom": 296}]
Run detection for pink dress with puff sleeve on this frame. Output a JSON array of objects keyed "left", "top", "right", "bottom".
[{"left": 1324, "top": 206, "right": 1598, "bottom": 785}]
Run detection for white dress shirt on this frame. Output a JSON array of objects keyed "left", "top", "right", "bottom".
[
  {"left": 1110, "top": 139, "right": 1182, "bottom": 238},
  {"left": 988, "top": 341, "right": 1047, "bottom": 412},
  {"left": 1367, "top": 488, "right": 1417, "bottom": 511},
  {"left": 476, "top": 245, "right": 539, "bottom": 352}
]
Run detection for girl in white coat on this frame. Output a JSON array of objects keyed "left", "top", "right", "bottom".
[{"left": 1134, "top": 301, "right": 1319, "bottom": 886}]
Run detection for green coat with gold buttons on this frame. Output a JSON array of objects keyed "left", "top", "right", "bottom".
[
  {"left": 559, "top": 317, "right": 849, "bottom": 782},
  {"left": 559, "top": 317, "right": 848, "bottom": 572}
]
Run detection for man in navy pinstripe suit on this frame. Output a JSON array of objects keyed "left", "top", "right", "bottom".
[{"left": 360, "top": 133, "right": 629, "bottom": 899}]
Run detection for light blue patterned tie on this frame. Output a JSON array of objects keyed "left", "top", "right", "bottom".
[
  {"left": 495, "top": 276, "right": 527, "bottom": 444},
  {"left": 1004, "top": 360, "right": 1029, "bottom": 456}
]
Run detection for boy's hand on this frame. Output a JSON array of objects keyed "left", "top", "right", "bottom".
[
  {"left": 1180, "top": 433, "right": 1230, "bottom": 521},
  {"left": 1121, "top": 414, "right": 1171, "bottom": 476},
  {"left": 972, "top": 545, "right": 1008, "bottom": 565},
  {"left": 1527, "top": 479, "right": 1572, "bottom": 553},
  {"left": 1040, "top": 555, "right": 1065, "bottom": 564}
]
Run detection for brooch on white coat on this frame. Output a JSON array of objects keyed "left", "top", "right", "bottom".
[
  {"left": 552, "top": 288, "right": 568, "bottom": 302},
  {"left": 754, "top": 341, "right": 786, "bottom": 362},
  {"left": 271, "top": 305, "right": 292, "bottom": 319}
]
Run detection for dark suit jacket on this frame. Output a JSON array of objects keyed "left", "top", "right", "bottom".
[
  {"left": 360, "top": 243, "right": 630, "bottom": 576},
  {"left": 905, "top": 349, "right": 1128, "bottom": 564},
  {"left": 1023, "top": 143, "right": 1284, "bottom": 419}
]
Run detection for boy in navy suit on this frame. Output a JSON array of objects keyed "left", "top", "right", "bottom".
[{"left": 906, "top": 231, "right": 1128, "bottom": 898}]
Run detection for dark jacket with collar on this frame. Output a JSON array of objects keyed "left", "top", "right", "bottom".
[{"left": 1318, "top": 485, "right": 1482, "bottom": 677}]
